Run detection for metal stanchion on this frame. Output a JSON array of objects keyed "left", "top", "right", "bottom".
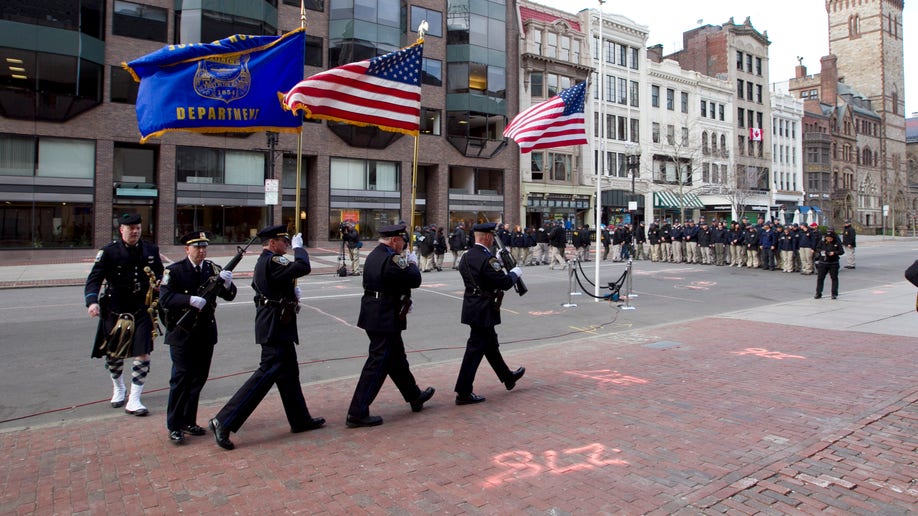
[
  {"left": 621, "top": 258, "right": 635, "bottom": 310},
  {"left": 562, "top": 259, "right": 578, "bottom": 307}
]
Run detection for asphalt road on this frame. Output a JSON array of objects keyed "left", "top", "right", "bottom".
[{"left": 1, "top": 240, "right": 914, "bottom": 429}]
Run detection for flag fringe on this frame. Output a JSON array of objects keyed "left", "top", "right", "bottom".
[
  {"left": 139, "top": 125, "right": 301, "bottom": 144},
  {"left": 287, "top": 107, "right": 419, "bottom": 137}
]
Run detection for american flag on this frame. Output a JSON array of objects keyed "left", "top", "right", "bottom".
[
  {"left": 503, "top": 81, "right": 588, "bottom": 153},
  {"left": 283, "top": 43, "right": 423, "bottom": 136}
]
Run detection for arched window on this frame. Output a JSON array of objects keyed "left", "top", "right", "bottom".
[
  {"left": 702, "top": 131, "right": 709, "bottom": 154},
  {"left": 720, "top": 134, "right": 726, "bottom": 154},
  {"left": 711, "top": 132, "right": 718, "bottom": 152}
]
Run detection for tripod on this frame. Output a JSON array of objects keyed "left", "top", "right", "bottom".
[{"left": 336, "top": 236, "right": 348, "bottom": 277}]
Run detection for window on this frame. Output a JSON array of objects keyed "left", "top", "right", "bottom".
[
  {"left": 419, "top": 107, "right": 441, "bottom": 135},
  {"left": 630, "top": 47, "right": 639, "bottom": 70},
  {"left": 531, "top": 72, "right": 543, "bottom": 98},
  {"left": 110, "top": 66, "right": 139, "bottom": 104},
  {"left": 619, "top": 44, "right": 627, "bottom": 67},
  {"left": 548, "top": 153, "right": 571, "bottom": 181},
  {"left": 533, "top": 30, "right": 542, "bottom": 55},
  {"left": 0, "top": 201, "right": 94, "bottom": 248},
  {"left": 330, "top": 158, "right": 399, "bottom": 191},
  {"left": 546, "top": 32, "right": 557, "bottom": 59},
  {"left": 756, "top": 84, "right": 762, "bottom": 103},
  {"left": 0, "top": 50, "right": 103, "bottom": 122},
  {"left": 604, "top": 40, "right": 614, "bottom": 64},
  {"left": 283, "top": 0, "right": 323, "bottom": 10},
  {"left": 618, "top": 78, "right": 627, "bottom": 104},
  {"left": 199, "top": 9, "right": 276, "bottom": 42},
  {"left": 176, "top": 147, "right": 265, "bottom": 185},
  {"left": 737, "top": 79, "right": 744, "bottom": 99},
  {"left": 630, "top": 118, "right": 639, "bottom": 143},
  {"left": 755, "top": 57, "right": 762, "bottom": 76},
  {"left": 531, "top": 152, "right": 544, "bottom": 180},
  {"left": 736, "top": 50, "right": 743, "bottom": 70},
  {"left": 680, "top": 91, "right": 688, "bottom": 113},
  {"left": 410, "top": 6, "right": 442, "bottom": 37},
  {"left": 681, "top": 127, "right": 688, "bottom": 146},
  {"left": 421, "top": 58, "right": 442, "bottom": 86},
  {"left": 652, "top": 122, "right": 660, "bottom": 143},
  {"left": 114, "top": 144, "right": 156, "bottom": 184},
  {"left": 738, "top": 108, "right": 745, "bottom": 128},
  {"left": 651, "top": 85, "right": 660, "bottom": 107},
  {"left": 606, "top": 114, "right": 615, "bottom": 140},
  {"left": 666, "top": 125, "right": 675, "bottom": 145},
  {"left": 666, "top": 88, "right": 674, "bottom": 110},
  {"left": 113, "top": 1, "right": 167, "bottom": 42},
  {"left": 617, "top": 116, "right": 627, "bottom": 141},
  {"left": 629, "top": 81, "right": 639, "bottom": 107},
  {"left": 702, "top": 132, "right": 709, "bottom": 154},
  {"left": 306, "top": 35, "right": 323, "bottom": 67},
  {"left": 700, "top": 100, "right": 707, "bottom": 118},
  {"left": 719, "top": 104, "right": 724, "bottom": 121},
  {"left": 746, "top": 82, "right": 753, "bottom": 102},
  {"left": 559, "top": 36, "right": 570, "bottom": 61},
  {"left": 746, "top": 54, "right": 752, "bottom": 73},
  {"left": 605, "top": 75, "right": 614, "bottom": 102},
  {"left": 0, "top": 135, "right": 95, "bottom": 178},
  {"left": 593, "top": 112, "right": 600, "bottom": 138}
]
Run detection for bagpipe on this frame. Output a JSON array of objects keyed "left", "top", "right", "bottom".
[{"left": 491, "top": 232, "right": 528, "bottom": 296}]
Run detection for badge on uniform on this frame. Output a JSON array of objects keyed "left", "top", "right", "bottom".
[
  {"left": 94, "top": 250, "right": 104, "bottom": 262},
  {"left": 489, "top": 257, "right": 502, "bottom": 272},
  {"left": 161, "top": 269, "right": 171, "bottom": 286},
  {"left": 272, "top": 255, "right": 290, "bottom": 265},
  {"left": 393, "top": 255, "right": 408, "bottom": 269}
]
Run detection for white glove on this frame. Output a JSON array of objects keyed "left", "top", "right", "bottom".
[
  {"left": 291, "top": 233, "right": 303, "bottom": 249},
  {"left": 294, "top": 286, "right": 302, "bottom": 300},
  {"left": 189, "top": 296, "right": 207, "bottom": 310},
  {"left": 219, "top": 269, "right": 233, "bottom": 288},
  {"left": 510, "top": 266, "right": 523, "bottom": 278},
  {"left": 406, "top": 252, "right": 418, "bottom": 266}
]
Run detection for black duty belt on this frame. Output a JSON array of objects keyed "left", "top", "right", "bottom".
[{"left": 364, "top": 290, "right": 395, "bottom": 299}]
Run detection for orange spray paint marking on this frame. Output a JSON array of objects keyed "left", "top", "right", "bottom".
[
  {"left": 483, "top": 443, "right": 628, "bottom": 486},
  {"left": 565, "top": 369, "right": 649, "bottom": 385},
  {"left": 732, "top": 348, "right": 805, "bottom": 360}
]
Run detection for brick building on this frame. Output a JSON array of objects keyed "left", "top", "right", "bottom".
[{"left": 0, "top": 0, "right": 520, "bottom": 258}]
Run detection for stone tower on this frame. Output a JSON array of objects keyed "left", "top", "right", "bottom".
[{"left": 826, "top": 0, "right": 907, "bottom": 226}]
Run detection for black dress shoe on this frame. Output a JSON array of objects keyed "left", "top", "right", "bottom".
[
  {"left": 169, "top": 430, "right": 185, "bottom": 444},
  {"left": 181, "top": 424, "right": 206, "bottom": 436},
  {"left": 346, "top": 414, "right": 383, "bottom": 428},
  {"left": 410, "top": 387, "right": 436, "bottom": 412},
  {"left": 455, "top": 393, "right": 486, "bottom": 405},
  {"left": 505, "top": 367, "right": 526, "bottom": 391},
  {"left": 831, "top": 295, "right": 837, "bottom": 299},
  {"left": 814, "top": 294, "right": 822, "bottom": 299},
  {"left": 111, "top": 400, "right": 125, "bottom": 409},
  {"left": 291, "top": 417, "right": 326, "bottom": 433},
  {"left": 209, "top": 418, "right": 234, "bottom": 450},
  {"left": 124, "top": 407, "right": 149, "bottom": 417}
]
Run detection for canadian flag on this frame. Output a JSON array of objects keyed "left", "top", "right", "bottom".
[{"left": 749, "top": 127, "right": 763, "bottom": 141}]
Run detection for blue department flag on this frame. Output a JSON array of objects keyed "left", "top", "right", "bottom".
[{"left": 124, "top": 29, "right": 305, "bottom": 143}]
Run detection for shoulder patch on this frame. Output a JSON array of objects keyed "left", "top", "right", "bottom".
[
  {"left": 489, "top": 257, "right": 503, "bottom": 272},
  {"left": 94, "top": 250, "right": 104, "bottom": 263},
  {"left": 393, "top": 254, "right": 408, "bottom": 269},
  {"left": 272, "top": 255, "right": 290, "bottom": 265},
  {"left": 161, "top": 269, "right": 171, "bottom": 286}
]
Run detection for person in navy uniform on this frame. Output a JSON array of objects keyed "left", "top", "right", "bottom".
[
  {"left": 454, "top": 222, "right": 526, "bottom": 405},
  {"left": 159, "top": 231, "right": 237, "bottom": 444},
  {"left": 345, "top": 224, "right": 435, "bottom": 428},
  {"left": 209, "top": 224, "right": 324, "bottom": 450},
  {"left": 84, "top": 212, "right": 164, "bottom": 417}
]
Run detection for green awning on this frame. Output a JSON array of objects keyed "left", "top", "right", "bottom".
[{"left": 653, "top": 191, "right": 704, "bottom": 209}]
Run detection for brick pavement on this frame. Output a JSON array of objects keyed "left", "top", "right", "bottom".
[{"left": 1, "top": 318, "right": 915, "bottom": 514}]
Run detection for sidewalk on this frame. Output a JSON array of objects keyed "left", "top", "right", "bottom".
[{"left": 1, "top": 282, "right": 916, "bottom": 513}]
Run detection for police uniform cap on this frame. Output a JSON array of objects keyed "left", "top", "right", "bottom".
[
  {"left": 119, "top": 213, "right": 142, "bottom": 225},
  {"left": 256, "top": 224, "right": 290, "bottom": 241},
  {"left": 378, "top": 224, "right": 407, "bottom": 237},
  {"left": 472, "top": 222, "right": 497, "bottom": 232},
  {"left": 181, "top": 231, "right": 210, "bottom": 247}
]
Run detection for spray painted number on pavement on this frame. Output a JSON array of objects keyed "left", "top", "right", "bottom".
[
  {"left": 565, "top": 369, "right": 649, "bottom": 386},
  {"left": 731, "top": 348, "right": 806, "bottom": 360},
  {"left": 484, "top": 443, "right": 628, "bottom": 486}
]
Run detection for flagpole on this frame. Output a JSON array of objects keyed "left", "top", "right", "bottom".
[
  {"left": 409, "top": 22, "right": 428, "bottom": 242},
  {"left": 294, "top": 1, "right": 307, "bottom": 235},
  {"left": 594, "top": 0, "right": 605, "bottom": 301}
]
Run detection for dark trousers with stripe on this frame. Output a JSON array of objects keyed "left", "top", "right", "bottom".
[
  {"left": 347, "top": 330, "right": 421, "bottom": 418},
  {"left": 166, "top": 341, "right": 214, "bottom": 431},
  {"left": 454, "top": 325, "right": 511, "bottom": 395},
  {"left": 215, "top": 340, "right": 313, "bottom": 432}
]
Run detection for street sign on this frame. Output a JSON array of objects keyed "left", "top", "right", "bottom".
[{"left": 265, "top": 179, "right": 279, "bottom": 205}]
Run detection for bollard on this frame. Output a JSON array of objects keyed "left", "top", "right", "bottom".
[
  {"left": 621, "top": 258, "right": 636, "bottom": 310},
  {"left": 562, "top": 259, "right": 578, "bottom": 307}
]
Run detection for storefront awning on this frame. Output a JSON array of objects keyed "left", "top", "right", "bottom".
[
  {"left": 797, "top": 206, "right": 822, "bottom": 214},
  {"left": 654, "top": 191, "right": 704, "bottom": 209}
]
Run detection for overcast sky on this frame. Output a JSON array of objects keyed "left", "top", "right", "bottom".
[{"left": 532, "top": 0, "right": 916, "bottom": 117}]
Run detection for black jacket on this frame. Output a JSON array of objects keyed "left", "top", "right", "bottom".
[
  {"left": 252, "top": 247, "right": 310, "bottom": 344},
  {"left": 358, "top": 243, "right": 421, "bottom": 332},
  {"left": 160, "top": 258, "right": 237, "bottom": 346},
  {"left": 815, "top": 237, "right": 845, "bottom": 265},
  {"left": 459, "top": 244, "right": 518, "bottom": 327}
]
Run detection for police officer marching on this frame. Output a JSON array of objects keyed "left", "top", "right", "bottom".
[
  {"left": 345, "top": 224, "right": 435, "bottom": 428},
  {"left": 209, "top": 224, "right": 324, "bottom": 450},
  {"left": 159, "top": 231, "right": 237, "bottom": 444},
  {"left": 84, "top": 213, "right": 164, "bottom": 417},
  {"left": 454, "top": 222, "right": 526, "bottom": 405}
]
